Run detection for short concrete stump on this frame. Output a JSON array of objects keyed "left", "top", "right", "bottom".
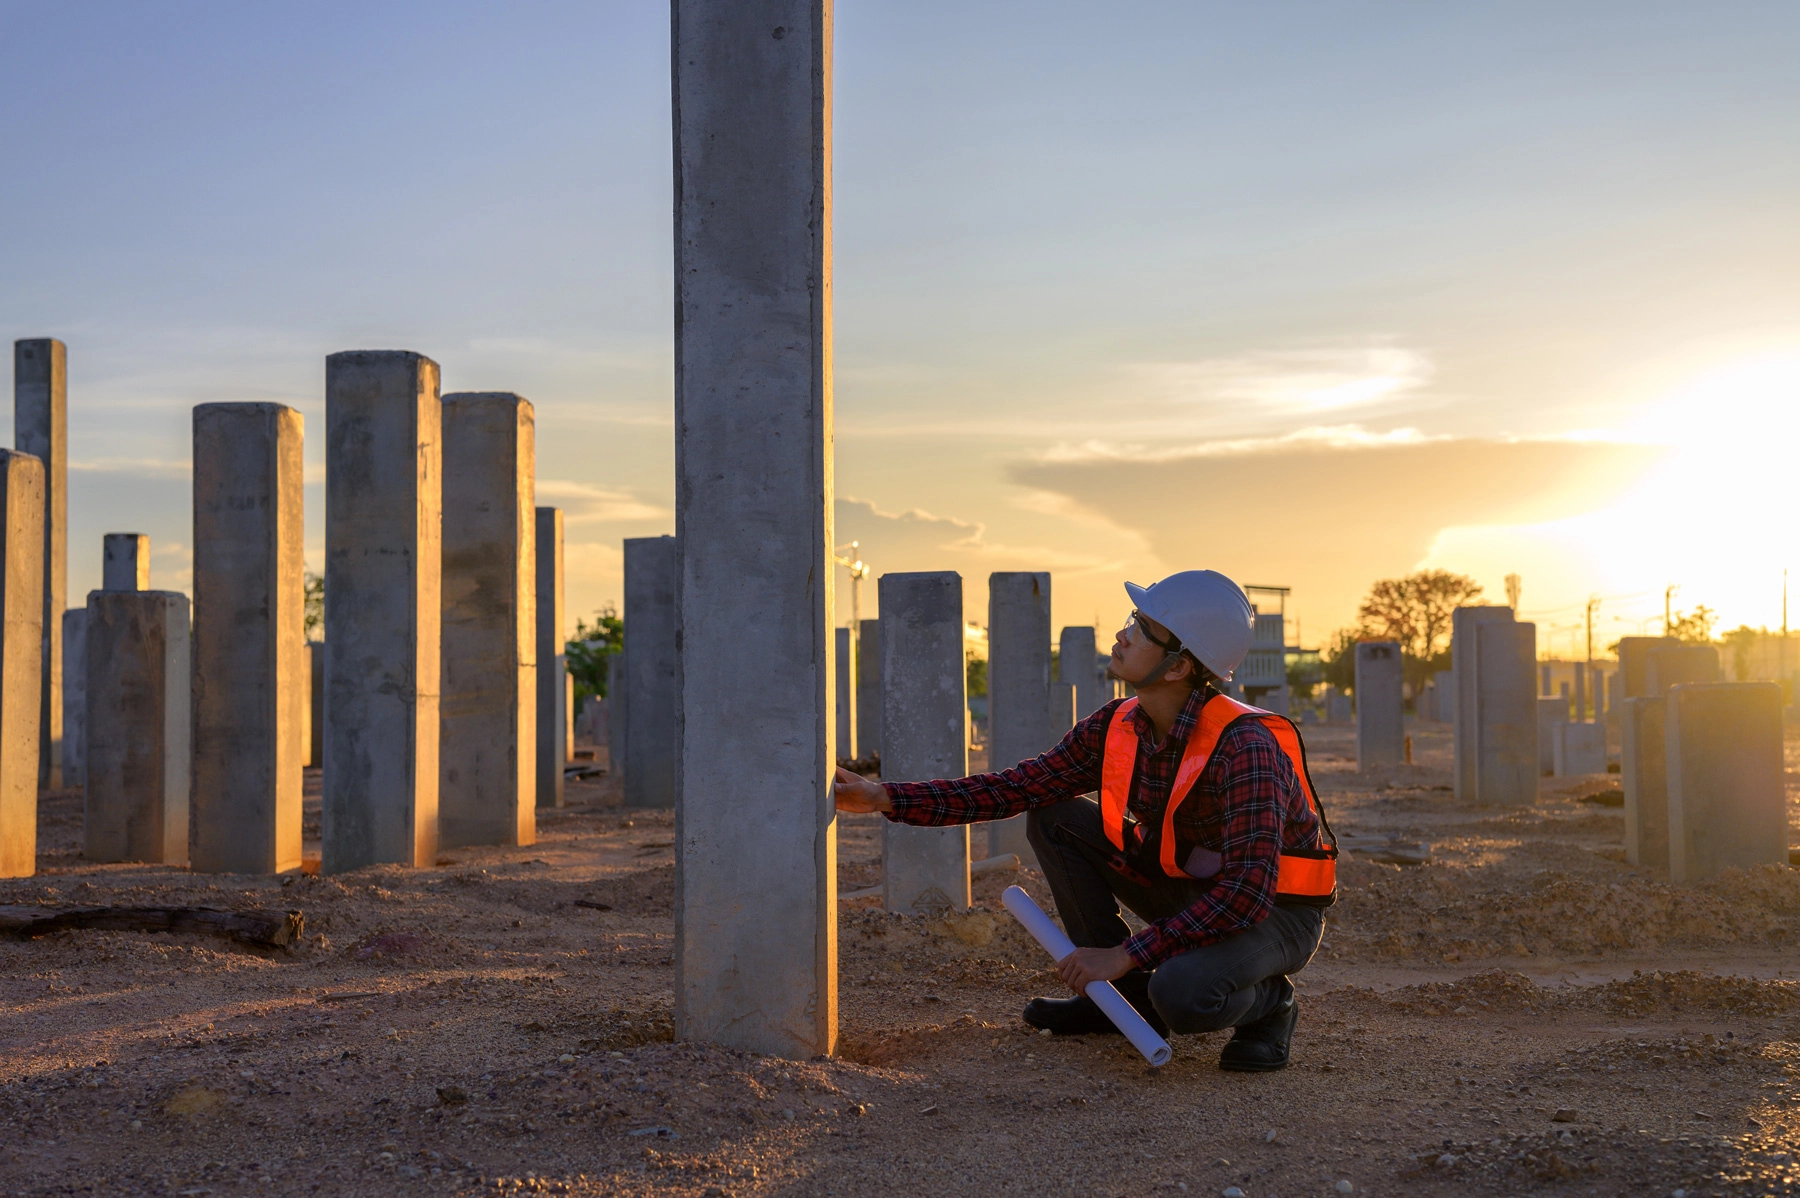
[
  {"left": 1666, "top": 682, "right": 1786, "bottom": 883},
  {"left": 1620, "top": 696, "right": 1668, "bottom": 871},
  {"left": 1552, "top": 721, "right": 1606, "bottom": 776},
  {"left": 1354, "top": 641, "right": 1404, "bottom": 769},
  {"left": 84, "top": 590, "right": 190, "bottom": 865}
]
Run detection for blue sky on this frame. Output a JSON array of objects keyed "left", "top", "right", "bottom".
[{"left": 5, "top": 2, "right": 1798, "bottom": 650}]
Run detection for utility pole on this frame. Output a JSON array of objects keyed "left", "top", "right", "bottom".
[
  {"left": 1505, "top": 573, "right": 1521, "bottom": 611},
  {"left": 834, "top": 541, "right": 869, "bottom": 628},
  {"left": 1665, "top": 584, "right": 1679, "bottom": 638},
  {"left": 1585, "top": 595, "right": 1600, "bottom": 721}
]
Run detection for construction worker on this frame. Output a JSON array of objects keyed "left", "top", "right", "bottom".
[{"left": 833, "top": 569, "right": 1337, "bottom": 1072}]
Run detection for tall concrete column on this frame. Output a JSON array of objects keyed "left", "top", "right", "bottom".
[
  {"left": 1473, "top": 620, "right": 1538, "bottom": 804},
  {"left": 85, "top": 590, "right": 190, "bottom": 864},
  {"left": 856, "top": 617, "right": 882, "bottom": 760},
  {"left": 322, "top": 350, "right": 441, "bottom": 872},
  {"left": 880, "top": 572, "right": 969, "bottom": 914},
  {"left": 439, "top": 393, "right": 536, "bottom": 849},
  {"left": 1354, "top": 642, "right": 1404, "bottom": 769},
  {"left": 673, "top": 0, "right": 835, "bottom": 1059},
  {"left": 624, "top": 535, "right": 677, "bottom": 808},
  {"left": 1620, "top": 696, "right": 1668, "bottom": 871},
  {"left": 1666, "top": 683, "right": 1786, "bottom": 882},
  {"left": 189, "top": 403, "right": 305, "bottom": 874},
  {"left": 608, "top": 650, "right": 628, "bottom": 775},
  {"left": 834, "top": 626, "right": 857, "bottom": 760},
  {"left": 60, "top": 609, "right": 85, "bottom": 789},
  {"left": 14, "top": 341, "right": 64, "bottom": 789},
  {"left": 306, "top": 642, "right": 324, "bottom": 768},
  {"left": 1451, "top": 605, "right": 1515, "bottom": 801},
  {"left": 0, "top": 451, "right": 44, "bottom": 876},
  {"left": 103, "top": 534, "right": 149, "bottom": 591},
  {"left": 987, "top": 571, "right": 1051, "bottom": 863},
  {"left": 1059, "top": 626, "right": 1104, "bottom": 719},
  {"left": 535, "top": 506, "right": 566, "bottom": 809}
]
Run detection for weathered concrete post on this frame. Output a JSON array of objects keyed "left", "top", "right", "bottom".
[
  {"left": 1451, "top": 605, "right": 1517, "bottom": 801},
  {"left": 673, "top": 0, "right": 835, "bottom": 1058},
  {"left": 1666, "top": 683, "right": 1786, "bottom": 882},
  {"left": 1620, "top": 696, "right": 1668, "bottom": 871},
  {"left": 439, "top": 393, "right": 536, "bottom": 849},
  {"left": 1617, "top": 636, "right": 1680, "bottom": 700},
  {"left": 988, "top": 572, "right": 1051, "bottom": 862},
  {"left": 608, "top": 650, "right": 628, "bottom": 775},
  {"left": 1473, "top": 620, "right": 1538, "bottom": 804},
  {"left": 1535, "top": 695, "right": 1567, "bottom": 776},
  {"left": 1646, "top": 645, "right": 1721, "bottom": 695},
  {"left": 60, "top": 609, "right": 85, "bottom": 790},
  {"left": 1059, "top": 626, "right": 1104, "bottom": 719},
  {"left": 0, "top": 452, "right": 44, "bottom": 876},
  {"left": 856, "top": 616, "right": 882, "bottom": 760},
  {"left": 189, "top": 403, "right": 305, "bottom": 874},
  {"left": 535, "top": 506, "right": 565, "bottom": 810},
  {"left": 834, "top": 626, "right": 857, "bottom": 760},
  {"left": 14, "top": 341, "right": 64, "bottom": 788},
  {"left": 880, "top": 572, "right": 970, "bottom": 914},
  {"left": 1354, "top": 641, "right": 1404, "bottom": 769},
  {"left": 322, "top": 350, "right": 441, "bottom": 872},
  {"left": 85, "top": 590, "right": 190, "bottom": 864},
  {"left": 102, "top": 534, "right": 149, "bottom": 591},
  {"left": 624, "top": 535, "right": 677, "bottom": 808}
]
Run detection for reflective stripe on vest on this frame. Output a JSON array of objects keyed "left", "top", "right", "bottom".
[{"left": 1099, "top": 695, "right": 1338, "bottom": 899}]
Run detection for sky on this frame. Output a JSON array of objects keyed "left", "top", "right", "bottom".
[{"left": 3, "top": 1, "right": 1797, "bottom": 658}]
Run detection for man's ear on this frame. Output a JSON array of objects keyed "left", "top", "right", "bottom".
[{"left": 1164, "top": 654, "right": 1194, "bottom": 685}]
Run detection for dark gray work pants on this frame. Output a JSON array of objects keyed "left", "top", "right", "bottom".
[{"left": 1025, "top": 795, "right": 1325, "bottom": 1035}]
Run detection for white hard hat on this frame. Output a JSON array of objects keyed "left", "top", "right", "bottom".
[{"left": 1123, "top": 570, "right": 1255, "bottom": 681}]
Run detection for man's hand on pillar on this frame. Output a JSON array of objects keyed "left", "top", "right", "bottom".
[
  {"left": 1056, "top": 945, "right": 1137, "bottom": 994},
  {"left": 833, "top": 767, "right": 893, "bottom": 814}
]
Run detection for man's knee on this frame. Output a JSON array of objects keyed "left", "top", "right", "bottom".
[{"left": 1146, "top": 966, "right": 1236, "bottom": 1035}]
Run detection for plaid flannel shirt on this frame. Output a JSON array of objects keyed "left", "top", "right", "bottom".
[{"left": 883, "top": 687, "right": 1321, "bottom": 967}]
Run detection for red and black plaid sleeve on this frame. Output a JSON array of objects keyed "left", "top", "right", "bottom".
[{"left": 881, "top": 699, "right": 1125, "bottom": 826}]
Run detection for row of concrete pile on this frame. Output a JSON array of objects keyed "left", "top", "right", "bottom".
[{"left": 1, "top": 342, "right": 576, "bottom": 878}]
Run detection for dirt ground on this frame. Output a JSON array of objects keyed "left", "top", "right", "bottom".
[{"left": 4, "top": 720, "right": 1800, "bottom": 1197}]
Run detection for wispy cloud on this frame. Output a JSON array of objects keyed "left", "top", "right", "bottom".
[
  {"left": 536, "top": 478, "right": 669, "bottom": 525},
  {"left": 1033, "top": 423, "right": 1441, "bottom": 464},
  {"left": 1129, "top": 345, "right": 1433, "bottom": 415},
  {"left": 68, "top": 457, "right": 191, "bottom": 479}
]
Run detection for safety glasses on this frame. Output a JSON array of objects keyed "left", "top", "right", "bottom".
[{"left": 1127, "top": 610, "right": 1182, "bottom": 653}]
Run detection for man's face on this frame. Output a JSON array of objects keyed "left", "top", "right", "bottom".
[{"left": 1109, "top": 611, "right": 1181, "bottom": 684}]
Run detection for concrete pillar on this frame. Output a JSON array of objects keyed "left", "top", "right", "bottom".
[
  {"left": 987, "top": 572, "right": 1052, "bottom": 862},
  {"left": 1617, "top": 636, "right": 1680, "bottom": 700},
  {"left": 1540, "top": 663, "right": 1551, "bottom": 695},
  {"left": 1620, "top": 696, "right": 1668, "bottom": 870},
  {"left": 1593, "top": 668, "right": 1606, "bottom": 721},
  {"left": 61, "top": 609, "right": 85, "bottom": 790},
  {"left": 535, "top": 506, "right": 565, "bottom": 810},
  {"left": 1473, "top": 620, "right": 1539, "bottom": 805},
  {"left": 1435, "top": 669, "right": 1454, "bottom": 726},
  {"left": 1553, "top": 722, "right": 1605, "bottom": 775},
  {"left": 84, "top": 590, "right": 189, "bottom": 864},
  {"left": 856, "top": 617, "right": 882, "bottom": 760},
  {"left": 1354, "top": 641, "right": 1403, "bottom": 769},
  {"left": 880, "top": 572, "right": 970, "bottom": 914},
  {"left": 102, "top": 534, "right": 149, "bottom": 591},
  {"left": 1646, "top": 645, "right": 1721, "bottom": 695},
  {"left": 1051, "top": 681, "right": 1077, "bottom": 734},
  {"left": 1573, "top": 661, "right": 1587, "bottom": 722},
  {"left": 608, "top": 651, "right": 628, "bottom": 775},
  {"left": 439, "top": 393, "right": 536, "bottom": 848},
  {"left": 1536, "top": 695, "right": 1567, "bottom": 776},
  {"left": 834, "top": 626, "right": 857, "bottom": 761},
  {"left": 1058, "top": 626, "right": 1104, "bottom": 719},
  {"left": 623, "top": 535, "right": 677, "bottom": 808},
  {"left": 14, "top": 340, "right": 64, "bottom": 789},
  {"left": 1451, "top": 606, "right": 1515, "bottom": 801},
  {"left": 1666, "top": 683, "right": 1786, "bottom": 882},
  {"left": 322, "top": 350, "right": 441, "bottom": 872},
  {"left": 0, "top": 452, "right": 44, "bottom": 876},
  {"left": 672, "top": 0, "right": 835, "bottom": 1060},
  {"left": 189, "top": 402, "right": 305, "bottom": 874},
  {"left": 306, "top": 643, "right": 324, "bottom": 768}
]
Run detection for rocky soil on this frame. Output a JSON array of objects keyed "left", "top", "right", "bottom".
[{"left": 2, "top": 720, "right": 1799, "bottom": 1196}]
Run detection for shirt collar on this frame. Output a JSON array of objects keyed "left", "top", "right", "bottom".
[{"left": 1128, "top": 685, "right": 1214, "bottom": 752}]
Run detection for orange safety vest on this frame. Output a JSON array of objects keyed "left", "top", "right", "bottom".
[{"left": 1100, "top": 694, "right": 1338, "bottom": 903}]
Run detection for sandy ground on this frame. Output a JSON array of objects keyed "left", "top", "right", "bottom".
[{"left": 4, "top": 721, "right": 1800, "bottom": 1197}]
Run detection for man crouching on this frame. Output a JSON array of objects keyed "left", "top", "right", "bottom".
[{"left": 833, "top": 569, "right": 1338, "bottom": 1072}]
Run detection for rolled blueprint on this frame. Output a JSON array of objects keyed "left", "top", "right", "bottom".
[{"left": 1001, "top": 884, "right": 1172, "bottom": 1067}]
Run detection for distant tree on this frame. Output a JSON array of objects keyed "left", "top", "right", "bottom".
[
  {"left": 303, "top": 571, "right": 324, "bottom": 640},
  {"left": 566, "top": 604, "right": 624, "bottom": 705},
  {"left": 1668, "top": 605, "right": 1718, "bottom": 647},
  {"left": 1286, "top": 649, "right": 1323, "bottom": 700},
  {"left": 1319, "top": 628, "right": 1358, "bottom": 694},
  {"left": 1355, "top": 569, "right": 1484, "bottom": 693},
  {"left": 1721, "top": 624, "right": 1761, "bottom": 681},
  {"left": 965, "top": 651, "right": 988, "bottom": 699}
]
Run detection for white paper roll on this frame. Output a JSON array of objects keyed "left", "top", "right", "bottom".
[{"left": 1001, "top": 884, "right": 1172, "bottom": 1067}]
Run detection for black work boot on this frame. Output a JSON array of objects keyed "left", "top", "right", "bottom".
[
  {"left": 1022, "top": 970, "right": 1169, "bottom": 1037},
  {"left": 1218, "top": 977, "right": 1297, "bottom": 1072}
]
